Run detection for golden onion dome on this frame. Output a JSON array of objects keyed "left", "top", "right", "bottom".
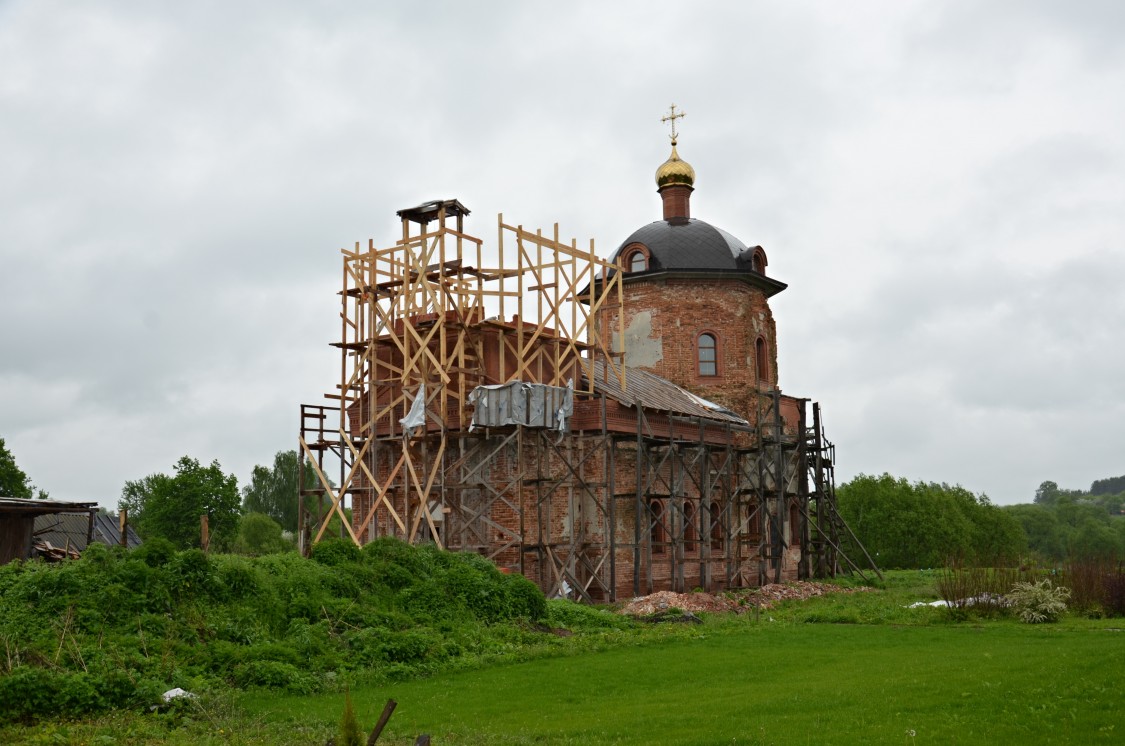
[{"left": 655, "top": 139, "right": 696, "bottom": 189}]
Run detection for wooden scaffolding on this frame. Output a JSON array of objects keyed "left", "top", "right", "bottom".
[{"left": 297, "top": 200, "right": 624, "bottom": 560}]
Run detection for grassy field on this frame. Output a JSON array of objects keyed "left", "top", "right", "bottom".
[
  {"left": 4, "top": 571, "right": 1123, "bottom": 745},
  {"left": 242, "top": 623, "right": 1122, "bottom": 745}
]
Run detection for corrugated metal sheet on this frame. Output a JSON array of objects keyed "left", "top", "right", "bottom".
[
  {"left": 32, "top": 512, "right": 142, "bottom": 551},
  {"left": 469, "top": 381, "right": 573, "bottom": 430},
  {"left": 586, "top": 360, "right": 749, "bottom": 427}
]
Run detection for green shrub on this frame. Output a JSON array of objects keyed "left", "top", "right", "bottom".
[
  {"left": 232, "top": 660, "right": 317, "bottom": 693},
  {"left": 131, "top": 537, "right": 177, "bottom": 567},
  {"left": 547, "top": 599, "right": 634, "bottom": 630},
  {"left": 0, "top": 667, "right": 153, "bottom": 722},
  {"left": 214, "top": 555, "right": 262, "bottom": 598},
  {"left": 399, "top": 578, "right": 467, "bottom": 621},
  {"left": 170, "top": 549, "right": 214, "bottom": 598},
  {"left": 371, "top": 559, "right": 414, "bottom": 590},
  {"left": 79, "top": 542, "right": 112, "bottom": 566},
  {"left": 348, "top": 627, "right": 439, "bottom": 665},
  {"left": 504, "top": 573, "right": 548, "bottom": 621},
  {"left": 310, "top": 538, "right": 361, "bottom": 566},
  {"left": 363, "top": 536, "right": 430, "bottom": 576},
  {"left": 0, "top": 667, "right": 62, "bottom": 722},
  {"left": 1008, "top": 579, "right": 1071, "bottom": 623},
  {"left": 285, "top": 619, "right": 340, "bottom": 669},
  {"left": 443, "top": 564, "right": 510, "bottom": 622}
]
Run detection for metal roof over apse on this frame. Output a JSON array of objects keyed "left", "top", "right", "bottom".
[{"left": 586, "top": 360, "right": 750, "bottom": 427}]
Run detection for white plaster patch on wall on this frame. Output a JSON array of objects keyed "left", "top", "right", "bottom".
[{"left": 619, "top": 310, "right": 663, "bottom": 368}]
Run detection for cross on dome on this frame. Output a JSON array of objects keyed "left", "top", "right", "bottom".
[{"left": 661, "top": 104, "right": 686, "bottom": 145}]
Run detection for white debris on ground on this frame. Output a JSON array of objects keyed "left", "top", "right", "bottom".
[
  {"left": 619, "top": 582, "right": 874, "bottom": 616},
  {"left": 161, "top": 688, "right": 196, "bottom": 703},
  {"left": 907, "top": 593, "right": 1008, "bottom": 609}
]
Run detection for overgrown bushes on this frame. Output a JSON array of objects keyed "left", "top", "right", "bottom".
[
  {"left": 934, "top": 559, "right": 1125, "bottom": 622},
  {"left": 0, "top": 538, "right": 552, "bottom": 723},
  {"left": 838, "top": 474, "right": 1026, "bottom": 569}
]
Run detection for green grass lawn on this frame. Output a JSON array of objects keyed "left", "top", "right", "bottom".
[
  {"left": 242, "top": 621, "right": 1123, "bottom": 745},
  {"left": 4, "top": 571, "right": 1123, "bottom": 745}
]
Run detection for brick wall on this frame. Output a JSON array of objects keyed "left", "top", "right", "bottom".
[{"left": 605, "top": 277, "right": 779, "bottom": 423}]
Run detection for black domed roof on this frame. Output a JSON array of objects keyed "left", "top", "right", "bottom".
[
  {"left": 613, "top": 218, "right": 756, "bottom": 271},
  {"left": 603, "top": 218, "right": 787, "bottom": 298}
]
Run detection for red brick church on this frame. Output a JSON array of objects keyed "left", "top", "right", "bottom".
[{"left": 299, "top": 116, "right": 868, "bottom": 601}]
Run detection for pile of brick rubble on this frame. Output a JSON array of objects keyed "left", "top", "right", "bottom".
[{"left": 619, "top": 581, "right": 873, "bottom": 616}]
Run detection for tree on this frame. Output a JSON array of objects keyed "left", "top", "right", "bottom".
[
  {"left": 0, "top": 436, "right": 47, "bottom": 499},
  {"left": 1090, "top": 474, "right": 1125, "bottom": 497},
  {"left": 1003, "top": 504, "right": 1067, "bottom": 561},
  {"left": 837, "top": 473, "right": 1024, "bottom": 569},
  {"left": 1070, "top": 518, "right": 1122, "bottom": 561},
  {"left": 131, "top": 456, "right": 241, "bottom": 550},
  {"left": 234, "top": 512, "right": 292, "bottom": 555},
  {"left": 117, "top": 473, "right": 168, "bottom": 527},
  {"left": 242, "top": 450, "right": 320, "bottom": 533}
]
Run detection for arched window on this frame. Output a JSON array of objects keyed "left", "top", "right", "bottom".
[
  {"left": 746, "top": 502, "right": 761, "bottom": 539},
  {"left": 748, "top": 246, "right": 767, "bottom": 275},
  {"left": 755, "top": 337, "right": 769, "bottom": 382},
  {"left": 698, "top": 333, "right": 717, "bottom": 377},
  {"left": 628, "top": 250, "right": 647, "bottom": 272},
  {"left": 709, "top": 501, "right": 723, "bottom": 550},
  {"left": 683, "top": 501, "right": 698, "bottom": 552},
  {"left": 649, "top": 499, "right": 666, "bottom": 554}
]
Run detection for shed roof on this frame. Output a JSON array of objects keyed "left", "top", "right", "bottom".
[{"left": 33, "top": 512, "right": 142, "bottom": 551}]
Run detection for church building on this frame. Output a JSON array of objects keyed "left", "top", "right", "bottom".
[{"left": 298, "top": 114, "right": 867, "bottom": 601}]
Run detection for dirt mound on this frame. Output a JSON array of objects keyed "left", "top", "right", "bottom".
[
  {"left": 620, "top": 590, "right": 741, "bottom": 616},
  {"left": 745, "top": 581, "right": 873, "bottom": 609},
  {"left": 620, "top": 582, "right": 873, "bottom": 616}
]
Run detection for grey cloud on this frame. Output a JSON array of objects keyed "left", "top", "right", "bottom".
[{"left": 2, "top": 1, "right": 1124, "bottom": 507}]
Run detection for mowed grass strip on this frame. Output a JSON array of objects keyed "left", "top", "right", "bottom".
[{"left": 243, "top": 623, "right": 1124, "bottom": 745}]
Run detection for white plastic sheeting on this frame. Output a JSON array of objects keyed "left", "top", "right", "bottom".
[{"left": 399, "top": 383, "right": 427, "bottom": 431}]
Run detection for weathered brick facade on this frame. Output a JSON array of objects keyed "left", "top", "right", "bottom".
[{"left": 606, "top": 277, "right": 779, "bottom": 423}]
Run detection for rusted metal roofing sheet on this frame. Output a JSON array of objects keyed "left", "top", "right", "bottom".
[{"left": 586, "top": 360, "right": 749, "bottom": 427}]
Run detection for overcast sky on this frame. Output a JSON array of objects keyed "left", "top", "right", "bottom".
[{"left": 2, "top": 1, "right": 1123, "bottom": 508}]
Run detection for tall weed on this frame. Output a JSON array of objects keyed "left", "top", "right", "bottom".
[{"left": 1064, "top": 559, "right": 1125, "bottom": 617}]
